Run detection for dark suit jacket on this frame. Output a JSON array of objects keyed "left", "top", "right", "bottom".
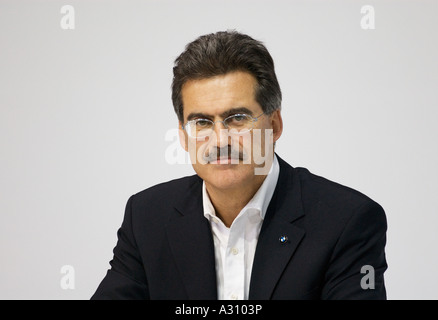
[{"left": 92, "top": 155, "right": 387, "bottom": 300}]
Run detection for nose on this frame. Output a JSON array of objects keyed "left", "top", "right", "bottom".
[{"left": 211, "top": 121, "right": 229, "bottom": 148}]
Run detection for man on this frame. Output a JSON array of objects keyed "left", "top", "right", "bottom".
[{"left": 92, "top": 31, "right": 387, "bottom": 300}]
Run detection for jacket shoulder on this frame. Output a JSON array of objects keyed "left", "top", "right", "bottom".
[
  {"left": 125, "top": 174, "right": 201, "bottom": 226},
  {"left": 294, "top": 166, "right": 385, "bottom": 222},
  {"left": 130, "top": 174, "right": 201, "bottom": 206}
]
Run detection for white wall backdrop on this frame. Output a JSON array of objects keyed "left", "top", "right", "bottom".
[{"left": 1, "top": 0, "right": 437, "bottom": 299}]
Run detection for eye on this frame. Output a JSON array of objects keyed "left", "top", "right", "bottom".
[
  {"left": 195, "top": 119, "right": 212, "bottom": 128},
  {"left": 226, "top": 114, "right": 249, "bottom": 126},
  {"left": 232, "top": 115, "right": 246, "bottom": 122}
]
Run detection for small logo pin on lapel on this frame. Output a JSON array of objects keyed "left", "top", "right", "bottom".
[{"left": 279, "top": 235, "right": 288, "bottom": 244}]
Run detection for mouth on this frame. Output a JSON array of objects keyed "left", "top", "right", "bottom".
[{"left": 208, "top": 155, "right": 240, "bottom": 165}]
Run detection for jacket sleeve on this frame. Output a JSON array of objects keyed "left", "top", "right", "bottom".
[
  {"left": 91, "top": 195, "right": 149, "bottom": 300},
  {"left": 321, "top": 200, "right": 388, "bottom": 300}
]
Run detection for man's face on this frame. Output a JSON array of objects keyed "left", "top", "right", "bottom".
[{"left": 179, "top": 71, "right": 282, "bottom": 191}]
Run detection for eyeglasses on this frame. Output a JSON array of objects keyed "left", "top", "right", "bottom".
[{"left": 182, "top": 112, "right": 265, "bottom": 139}]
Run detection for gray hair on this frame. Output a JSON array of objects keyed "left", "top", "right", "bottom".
[{"left": 171, "top": 30, "right": 282, "bottom": 122}]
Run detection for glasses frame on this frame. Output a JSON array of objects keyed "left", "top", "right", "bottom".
[{"left": 182, "top": 112, "right": 265, "bottom": 139}]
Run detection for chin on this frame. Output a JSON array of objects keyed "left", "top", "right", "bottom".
[{"left": 198, "top": 164, "right": 254, "bottom": 190}]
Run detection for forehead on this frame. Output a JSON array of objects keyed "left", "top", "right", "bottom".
[{"left": 181, "top": 71, "right": 261, "bottom": 120}]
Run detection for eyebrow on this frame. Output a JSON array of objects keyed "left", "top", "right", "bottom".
[{"left": 186, "top": 107, "right": 254, "bottom": 122}]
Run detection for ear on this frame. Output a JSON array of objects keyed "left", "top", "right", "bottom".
[
  {"left": 270, "top": 110, "right": 283, "bottom": 143},
  {"left": 178, "top": 121, "right": 188, "bottom": 152}
]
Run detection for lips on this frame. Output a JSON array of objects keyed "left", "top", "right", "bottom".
[{"left": 209, "top": 156, "right": 240, "bottom": 164}]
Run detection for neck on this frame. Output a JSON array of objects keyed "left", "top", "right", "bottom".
[{"left": 205, "top": 175, "right": 267, "bottom": 228}]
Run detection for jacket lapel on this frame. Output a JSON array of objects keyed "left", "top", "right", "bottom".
[
  {"left": 166, "top": 177, "right": 218, "bottom": 300},
  {"left": 249, "top": 156, "right": 306, "bottom": 299}
]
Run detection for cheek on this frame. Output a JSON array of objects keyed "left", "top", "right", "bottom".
[
  {"left": 250, "top": 128, "right": 274, "bottom": 161},
  {"left": 187, "top": 139, "right": 210, "bottom": 165},
  {"left": 235, "top": 133, "right": 252, "bottom": 153}
]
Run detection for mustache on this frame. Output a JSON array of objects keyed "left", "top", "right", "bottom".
[{"left": 203, "top": 145, "right": 247, "bottom": 163}]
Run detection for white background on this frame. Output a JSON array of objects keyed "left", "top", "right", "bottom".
[{"left": 1, "top": 0, "right": 437, "bottom": 299}]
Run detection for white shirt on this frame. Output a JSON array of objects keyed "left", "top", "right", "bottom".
[{"left": 202, "top": 155, "right": 280, "bottom": 300}]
